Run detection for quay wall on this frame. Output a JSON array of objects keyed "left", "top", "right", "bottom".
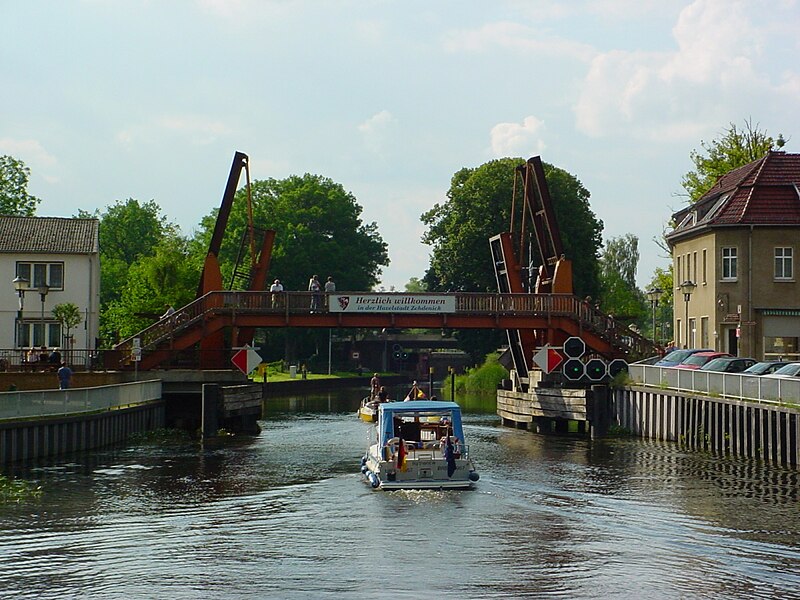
[
  {"left": 0, "top": 400, "right": 164, "bottom": 464},
  {"left": 498, "top": 385, "right": 799, "bottom": 467},
  {"left": 618, "top": 386, "right": 799, "bottom": 466}
]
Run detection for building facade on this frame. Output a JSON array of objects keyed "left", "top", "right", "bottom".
[
  {"left": 0, "top": 216, "right": 100, "bottom": 362},
  {"left": 667, "top": 152, "right": 800, "bottom": 360}
]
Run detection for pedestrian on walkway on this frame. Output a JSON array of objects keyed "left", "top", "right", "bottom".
[{"left": 57, "top": 362, "right": 73, "bottom": 390}]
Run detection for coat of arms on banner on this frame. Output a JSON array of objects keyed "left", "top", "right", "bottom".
[{"left": 337, "top": 296, "right": 350, "bottom": 310}]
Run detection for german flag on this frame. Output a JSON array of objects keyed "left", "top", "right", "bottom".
[{"left": 397, "top": 428, "right": 407, "bottom": 472}]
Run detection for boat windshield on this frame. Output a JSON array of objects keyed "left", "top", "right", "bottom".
[{"left": 377, "top": 401, "right": 465, "bottom": 446}]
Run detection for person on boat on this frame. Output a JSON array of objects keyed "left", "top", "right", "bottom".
[
  {"left": 377, "top": 386, "right": 388, "bottom": 403},
  {"left": 370, "top": 373, "right": 380, "bottom": 398},
  {"left": 405, "top": 381, "right": 426, "bottom": 401}
]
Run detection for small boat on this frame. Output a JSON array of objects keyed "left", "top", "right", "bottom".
[
  {"left": 360, "top": 400, "right": 479, "bottom": 490},
  {"left": 358, "top": 396, "right": 379, "bottom": 422}
]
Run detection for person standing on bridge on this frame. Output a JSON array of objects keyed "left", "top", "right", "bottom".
[
  {"left": 270, "top": 279, "right": 284, "bottom": 308},
  {"left": 309, "top": 274, "right": 322, "bottom": 312},
  {"left": 324, "top": 276, "right": 335, "bottom": 310}
]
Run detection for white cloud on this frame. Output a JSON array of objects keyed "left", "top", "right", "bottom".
[
  {"left": 573, "top": 0, "right": 798, "bottom": 141},
  {"left": 117, "top": 115, "right": 233, "bottom": 147},
  {"left": 0, "top": 138, "right": 60, "bottom": 183},
  {"left": 357, "top": 110, "right": 398, "bottom": 156},
  {"left": 442, "top": 21, "right": 594, "bottom": 62},
  {"left": 490, "top": 116, "right": 546, "bottom": 157}
]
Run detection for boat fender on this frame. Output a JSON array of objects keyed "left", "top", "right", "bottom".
[
  {"left": 360, "top": 455, "right": 367, "bottom": 467},
  {"left": 361, "top": 465, "right": 368, "bottom": 474},
  {"left": 367, "top": 471, "right": 380, "bottom": 488},
  {"left": 469, "top": 471, "right": 480, "bottom": 482}
]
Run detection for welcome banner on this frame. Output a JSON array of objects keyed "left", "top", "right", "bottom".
[{"left": 329, "top": 294, "right": 456, "bottom": 314}]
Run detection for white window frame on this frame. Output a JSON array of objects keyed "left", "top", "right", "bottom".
[
  {"left": 15, "top": 261, "right": 65, "bottom": 291},
  {"left": 721, "top": 247, "right": 737, "bottom": 281},
  {"left": 775, "top": 247, "right": 793, "bottom": 280}
]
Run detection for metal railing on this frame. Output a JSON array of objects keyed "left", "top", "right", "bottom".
[
  {"left": 112, "top": 291, "right": 658, "bottom": 361},
  {"left": 0, "top": 379, "right": 162, "bottom": 421},
  {"left": 628, "top": 364, "right": 800, "bottom": 405},
  {"left": 0, "top": 348, "right": 102, "bottom": 372}
]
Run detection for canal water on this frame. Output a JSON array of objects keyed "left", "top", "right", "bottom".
[{"left": 0, "top": 387, "right": 798, "bottom": 599}]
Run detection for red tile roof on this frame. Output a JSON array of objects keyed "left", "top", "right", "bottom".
[{"left": 669, "top": 152, "right": 800, "bottom": 240}]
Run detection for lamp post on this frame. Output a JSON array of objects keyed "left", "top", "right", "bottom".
[
  {"left": 12, "top": 275, "right": 30, "bottom": 347},
  {"left": 679, "top": 280, "right": 696, "bottom": 349},
  {"left": 646, "top": 287, "right": 663, "bottom": 344},
  {"left": 37, "top": 284, "right": 49, "bottom": 348}
]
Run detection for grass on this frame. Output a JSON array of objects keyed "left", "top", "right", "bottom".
[{"left": 444, "top": 353, "right": 508, "bottom": 399}]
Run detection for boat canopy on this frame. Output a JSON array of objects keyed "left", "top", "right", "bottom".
[{"left": 377, "top": 401, "right": 465, "bottom": 445}]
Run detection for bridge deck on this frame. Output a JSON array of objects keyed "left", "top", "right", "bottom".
[{"left": 113, "top": 291, "right": 656, "bottom": 370}]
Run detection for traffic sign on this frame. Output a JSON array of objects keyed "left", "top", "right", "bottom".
[
  {"left": 563, "top": 337, "right": 586, "bottom": 358},
  {"left": 563, "top": 358, "right": 585, "bottom": 381},
  {"left": 131, "top": 347, "right": 142, "bottom": 362},
  {"left": 231, "top": 344, "right": 261, "bottom": 375},
  {"left": 585, "top": 358, "right": 607, "bottom": 382},
  {"left": 608, "top": 359, "right": 628, "bottom": 378},
  {"left": 532, "top": 345, "right": 564, "bottom": 374}
]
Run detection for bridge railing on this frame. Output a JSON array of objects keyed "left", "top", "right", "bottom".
[
  {"left": 0, "top": 379, "right": 163, "bottom": 421},
  {"left": 113, "top": 291, "right": 658, "bottom": 360}
]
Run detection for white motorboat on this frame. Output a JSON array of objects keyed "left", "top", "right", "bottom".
[{"left": 360, "top": 400, "right": 479, "bottom": 490}]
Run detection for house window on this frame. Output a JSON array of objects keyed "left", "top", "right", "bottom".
[
  {"left": 702, "top": 249, "right": 707, "bottom": 284},
  {"left": 676, "top": 255, "right": 681, "bottom": 285},
  {"left": 693, "top": 252, "right": 697, "bottom": 283},
  {"left": 701, "top": 317, "right": 709, "bottom": 348},
  {"left": 17, "top": 321, "right": 62, "bottom": 348},
  {"left": 775, "top": 247, "right": 793, "bottom": 280},
  {"left": 721, "top": 247, "right": 737, "bottom": 280},
  {"left": 15, "top": 262, "right": 65, "bottom": 290}
]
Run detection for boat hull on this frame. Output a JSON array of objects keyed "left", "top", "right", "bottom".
[{"left": 362, "top": 444, "right": 478, "bottom": 491}]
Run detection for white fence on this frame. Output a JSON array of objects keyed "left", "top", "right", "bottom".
[
  {"left": 0, "top": 380, "right": 162, "bottom": 420},
  {"left": 628, "top": 364, "right": 800, "bottom": 405}
]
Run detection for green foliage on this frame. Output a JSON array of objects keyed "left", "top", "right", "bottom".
[
  {"left": 0, "top": 475, "right": 42, "bottom": 504},
  {"left": 52, "top": 302, "right": 82, "bottom": 343},
  {"left": 599, "top": 234, "right": 647, "bottom": 325},
  {"left": 98, "top": 199, "right": 178, "bottom": 264},
  {"left": 101, "top": 237, "right": 199, "bottom": 341},
  {"left": 421, "top": 157, "right": 603, "bottom": 361},
  {"left": 646, "top": 266, "right": 674, "bottom": 344},
  {"left": 192, "top": 174, "right": 389, "bottom": 293},
  {"left": 404, "top": 277, "right": 427, "bottom": 292},
  {"left": 421, "top": 157, "right": 602, "bottom": 298},
  {"left": 682, "top": 119, "right": 785, "bottom": 203},
  {"left": 454, "top": 353, "right": 508, "bottom": 394},
  {"left": 0, "top": 155, "right": 40, "bottom": 216}
]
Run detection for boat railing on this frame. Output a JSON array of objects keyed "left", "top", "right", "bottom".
[{"left": 383, "top": 439, "right": 470, "bottom": 460}]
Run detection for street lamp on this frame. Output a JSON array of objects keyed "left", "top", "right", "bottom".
[
  {"left": 646, "top": 287, "right": 663, "bottom": 344},
  {"left": 679, "top": 279, "right": 696, "bottom": 349},
  {"left": 37, "top": 284, "right": 49, "bottom": 348},
  {"left": 12, "top": 275, "right": 29, "bottom": 347}
]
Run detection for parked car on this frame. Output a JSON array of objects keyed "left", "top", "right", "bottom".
[
  {"left": 654, "top": 348, "right": 714, "bottom": 367},
  {"left": 763, "top": 363, "right": 800, "bottom": 379},
  {"left": 699, "top": 357, "right": 757, "bottom": 373},
  {"left": 675, "top": 351, "right": 732, "bottom": 370},
  {"left": 742, "top": 361, "right": 789, "bottom": 376}
]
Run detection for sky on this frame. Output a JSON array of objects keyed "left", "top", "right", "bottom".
[{"left": 2, "top": 0, "right": 799, "bottom": 291}]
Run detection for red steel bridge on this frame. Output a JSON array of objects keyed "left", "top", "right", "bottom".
[
  {"left": 110, "top": 290, "right": 656, "bottom": 371},
  {"left": 110, "top": 152, "right": 659, "bottom": 373}
]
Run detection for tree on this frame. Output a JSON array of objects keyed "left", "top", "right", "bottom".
[
  {"left": 192, "top": 174, "right": 389, "bottom": 293},
  {"left": 191, "top": 173, "right": 389, "bottom": 363},
  {"left": 52, "top": 303, "right": 82, "bottom": 347},
  {"left": 0, "top": 155, "right": 40, "bottom": 216},
  {"left": 421, "top": 158, "right": 603, "bottom": 362},
  {"left": 101, "top": 237, "right": 200, "bottom": 341},
  {"left": 599, "top": 234, "right": 647, "bottom": 326},
  {"left": 422, "top": 158, "right": 603, "bottom": 297},
  {"left": 681, "top": 119, "right": 786, "bottom": 203},
  {"left": 96, "top": 199, "right": 177, "bottom": 265},
  {"left": 646, "top": 266, "right": 674, "bottom": 345},
  {"left": 404, "top": 277, "right": 427, "bottom": 292}
]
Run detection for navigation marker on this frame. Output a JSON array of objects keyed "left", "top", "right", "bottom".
[{"left": 533, "top": 344, "right": 564, "bottom": 374}]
